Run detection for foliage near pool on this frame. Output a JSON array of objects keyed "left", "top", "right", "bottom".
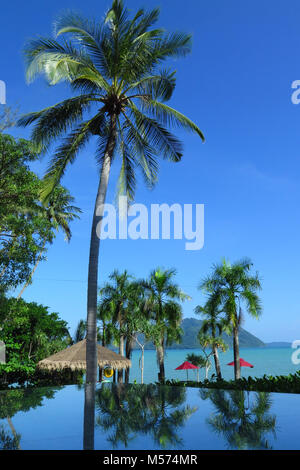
[
  {"left": 0, "top": 363, "right": 83, "bottom": 390},
  {"left": 165, "top": 371, "right": 300, "bottom": 394}
]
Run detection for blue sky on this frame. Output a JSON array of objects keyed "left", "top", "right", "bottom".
[{"left": 1, "top": 0, "right": 300, "bottom": 342}]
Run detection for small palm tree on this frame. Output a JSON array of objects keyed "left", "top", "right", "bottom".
[
  {"left": 73, "top": 319, "right": 87, "bottom": 343},
  {"left": 17, "top": 186, "right": 81, "bottom": 298},
  {"left": 195, "top": 291, "right": 229, "bottom": 379},
  {"left": 99, "top": 269, "right": 135, "bottom": 382},
  {"left": 18, "top": 0, "right": 204, "bottom": 382},
  {"left": 97, "top": 298, "right": 114, "bottom": 347},
  {"left": 200, "top": 258, "right": 262, "bottom": 380},
  {"left": 186, "top": 353, "right": 207, "bottom": 382},
  {"left": 142, "top": 267, "right": 189, "bottom": 382}
]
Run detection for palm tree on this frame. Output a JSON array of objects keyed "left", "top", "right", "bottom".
[
  {"left": 121, "top": 282, "right": 153, "bottom": 384},
  {"left": 186, "top": 353, "right": 208, "bottom": 382},
  {"left": 200, "top": 258, "right": 262, "bottom": 380},
  {"left": 73, "top": 319, "right": 87, "bottom": 343},
  {"left": 18, "top": 0, "right": 204, "bottom": 383},
  {"left": 195, "top": 292, "right": 229, "bottom": 379},
  {"left": 143, "top": 268, "right": 189, "bottom": 382},
  {"left": 98, "top": 299, "right": 113, "bottom": 348},
  {"left": 100, "top": 269, "right": 135, "bottom": 382},
  {"left": 17, "top": 186, "right": 81, "bottom": 298},
  {"left": 97, "top": 293, "right": 117, "bottom": 382},
  {"left": 120, "top": 286, "right": 159, "bottom": 384}
]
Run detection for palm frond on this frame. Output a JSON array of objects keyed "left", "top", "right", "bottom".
[
  {"left": 122, "top": 112, "right": 158, "bottom": 188},
  {"left": 17, "top": 95, "right": 95, "bottom": 153},
  {"left": 24, "top": 37, "right": 94, "bottom": 84},
  {"left": 142, "top": 99, "right": 205, "bottom": 141},
  {"left": 129, "top": 104, "right": 183, "bottom": 162},
  {"left": 40, "top": 116, "right": 103, "bottom": 201},
  {"left": 55, "top": 12, "right": 112, "bottom": 79},
  {"left": 125, "top": 70, "right": 176, "bottom": 102}
]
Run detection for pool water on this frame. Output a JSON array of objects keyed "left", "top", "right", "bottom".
[{"left": 0, "top": 383, "right": 299, "bottom": 450}]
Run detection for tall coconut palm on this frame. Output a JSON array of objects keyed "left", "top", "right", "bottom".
[
  {"left": 195, "top": 292, "right": 229, "bottom": 379},
  {"left": 18, "top": 0, "right": 204, "bottom": 383},
  {"left": 143, "top": 268, "right": 189, "bottom": 382},
  {"left": 17, "top": 186, "right": 81, "bottom": 298},
  {"left": 200, "top": 258, "right": 262, "bottom": 380}
]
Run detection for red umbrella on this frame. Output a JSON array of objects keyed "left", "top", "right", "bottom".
[
  {"left": 227, "top": 358, "right": 254, "bottom": 369},
  {"left": 175, "top": 361, "right": 199, "bottom": 381}
]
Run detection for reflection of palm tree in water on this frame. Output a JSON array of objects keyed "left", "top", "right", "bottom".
[
  {"left": 0, "top": 424, "right": 21, "bottom": 450},
  {"left": 95, "top": 384, "right": 197, "bottom": 449},
  {"left": 148, "top": 385, "right": 197, "bottom": 449},
  {"left": 95, "top": 383, "right": 136, "bottom": 448},
  {"left": 200, "top": 389, "right": 277, "bottom": 450}
]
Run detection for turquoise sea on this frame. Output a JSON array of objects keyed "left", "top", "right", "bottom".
[{"left": 126, "top": 347, "right": 299, "bottom": 383}]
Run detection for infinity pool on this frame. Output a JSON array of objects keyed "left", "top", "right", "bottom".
[{"left": 0, "top": 383, "right": 299, "bottom": 450}]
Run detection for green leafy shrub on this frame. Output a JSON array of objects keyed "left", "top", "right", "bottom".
[{"left": 164, "top": 371, "right": 300, "bottom": 394}]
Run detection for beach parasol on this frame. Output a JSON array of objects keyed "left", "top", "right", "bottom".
[
  {"left": 37, "top": 339, "right": 131, "bottom": 372},
  {"left": 227, "top": 357, "right": 254, "bottom": 376},
  {"left": 175, "top": 361, "right": 199, "bottom": 381},
  {"left": 227, "top": 358, "right": 254, "bottom": 368}
]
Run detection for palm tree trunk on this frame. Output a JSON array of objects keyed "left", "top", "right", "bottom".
[
  {"left": 157, "top": 338, "right": 165, "bottom": 383},
  {"left": 205, "top": 363, "right": 209, "bottom": 379},
  {"left": 124, "top": 336, "right": 133, "bottom": 384},
  {"left": 233, "top": 326, "right": 241, "bottom": 380},
  {"left": 135, "top": 336, "right": 145, "bottom": 384},
  {"left": 117, "top": 334, "right": 124, "bottom": 383},
  {"left": 86, "top": 115, "right": 116, "bottom": 384},
  {"left": 17, "top": 239, "right": 47, "bottom": 299},
  {"left": 213, "top": 344, "right": 222, "bottom": 379},
  {"left": 141, "top": 345, "right": 144, "bottom": 384},
  {"left": 99, "top": 324, "right": 106, "bottom": 381}
]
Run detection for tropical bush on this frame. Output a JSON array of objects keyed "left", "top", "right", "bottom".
[
  {"left": 165, "top": 371, "right": 300, "bottom": 394},
  {"left": 0, "top": 296, "right": 72, "bottom": 363}
]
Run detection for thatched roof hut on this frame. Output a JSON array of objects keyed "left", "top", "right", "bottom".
[{"left": 37, "top": 339, "right": 131, "bottom": 371}]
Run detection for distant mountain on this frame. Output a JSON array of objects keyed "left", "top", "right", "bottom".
[
  {"left": 265, "top": 342, "right": 291, "bottom": 348},
  {"left": 133, "top": 317, "right": 265, "bottom": 350}
]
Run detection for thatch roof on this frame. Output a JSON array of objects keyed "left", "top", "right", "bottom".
[{"left": 37, "top": 339, "right": 131, "bottom": 371}]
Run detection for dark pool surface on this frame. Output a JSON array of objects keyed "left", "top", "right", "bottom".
[{"left": 0, "top": 383, "right": 299, "bottom": 450}]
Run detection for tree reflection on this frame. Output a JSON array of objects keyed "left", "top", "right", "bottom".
[
  {"left": 95, "top": 384, "right": 197, "bottom": 449},
  {"left": 200, "top": 389, "right": 277, "bottom": 449},
  {"left": 0, "top": 425, "right": 21, "bottom": 450},
  {"left": 83, "top": 382, "right": 96, "bottom": 450},
  {"left": 0, "top": 387, "right": 61, "bottom": 450}
]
